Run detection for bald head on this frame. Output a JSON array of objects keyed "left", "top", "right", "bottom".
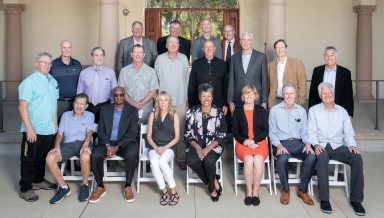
[{"left": 60, "top": 40, "right": 72, "bottom": 58}]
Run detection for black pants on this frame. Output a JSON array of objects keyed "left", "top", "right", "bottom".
[
  {"left": 57, "top": 100, "right": 73, "bottom": 124},
  {"left": 86, "top": 100, "right": 110, "bottom": 124},
  {"left": 317, "top": 144, "right": 364, "bottom": 202},
  {"left": 186, "top": 146, "right": 220, "bottom": 193},
  {"left": 91, "top": 144, "right": 138, "bottom": 186},
  {"left": 19, "top": 133, "right": 55, "bottom": 192}
]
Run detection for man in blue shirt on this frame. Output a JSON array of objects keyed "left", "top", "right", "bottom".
[
  {"left": 46, "top": 93, "right": 94, "bottom": 204},
  {"left": 18, "top": 52, "right": 59, "bottom": 202}
]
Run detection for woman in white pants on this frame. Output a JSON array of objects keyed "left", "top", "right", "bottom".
[{"left": 147, "top": 91, "right": 180, "bottom": 206}]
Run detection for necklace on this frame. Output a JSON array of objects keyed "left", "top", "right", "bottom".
[{"left": 202, "top": 112, "right": 210, "bottom": 119}]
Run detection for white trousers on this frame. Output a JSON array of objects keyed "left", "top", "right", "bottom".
[{"left": 148, "top": 149, "right": 176, "bottom": 189}]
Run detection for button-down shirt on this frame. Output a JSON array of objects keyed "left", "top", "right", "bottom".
[
  {"left": 155, "top": 52, "right": 190, "bottom": 106},
  {"left": 269, "top": 102, "right": 309, "bottom": 147},
  {"left": 118, "top": 63, "right": 159, "bottom": 113},
  {"left": 110, "top": 107, "right": 123, "bottom": 141},
  {"left": 242, "top": 50, "right": 252, "bottom": 73},
  {"left": 58, "top": 110, "right": 94, "bottom": 143},
  {"left": 76, "top": 65, "right": 117, "bottom": 104},
  {"left": 224, "top": 38, "right": 235, "bottom": 61},
  {"left": 276, "top": 57, "right": 287, "bottom": 98},
  {"left": 308, "top": 103, "right": 356, "bottom": 149},
  {"left": 19, "top": 71, "right": 59, "bottom": 135},
  {"left": 49, "top": 56, "right": 82, "bottom": 98},
  {"left": 323, "top": 65, "right": 337, "bottom": 99},
  {"left": 192, "top": 35, "right": 222, "bottom": 62}
]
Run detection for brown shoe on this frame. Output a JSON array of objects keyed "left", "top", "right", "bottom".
[
  {"left": 124, "top": 186, "right": 135, "bottom": 203},
  {"left": 297, "top": 190, "right": 314, "bottom": 205},
  {"left": 89, "top": 186, "right": 106, "bottom": 204},
  {"left": 179, "top": 161, "right": 187, "bottom": 170},
  {"left": 280, "top": 190, "right": 290, "bottom": 205}
]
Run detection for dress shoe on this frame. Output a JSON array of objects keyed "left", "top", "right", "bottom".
[
  {"left": 252, "top": 196, "right": 260, "bottom": 206},
  {"left": 320, "top": 201, "right": 332, "bottom": 214},
  {"left": 297, "top": 189, "right": 314, "bottom": 205},
  {"left": 89, "top": 186, "right": 106, "bottom": 204},
  {"left": 210, "top": 194, "right": 219, "bottom": 202},
  {"left": 350, "top": 201, "right": 366, "bottom": 216},
  {"left": 124, "top": 186, "right": 135, "bottom": 203},
  {"left": 280, "top": 190, "right": 290, "bottom": 205},
  {"left": 244, "top": 196, "right": 252, "bottom": 206},
  {"left": 215, "top": 174, "right": 222, "bottom": 196},
  {"left": 179, "top": 161, "right": 187, "bottom": 170}
]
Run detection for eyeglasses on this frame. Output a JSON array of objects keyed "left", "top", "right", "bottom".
[
  {"left": 38, "top": 61, "right": 52, "bottom": 66},
  {"left": 114, "top": 93, "right": 124, "bottom": 97}
]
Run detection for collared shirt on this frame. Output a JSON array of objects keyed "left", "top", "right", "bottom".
[
  {"left": 118, "top": 63, "right": 159, "bottom": 113},
  {"left": 19, "top": 71, "right": 59, "bottom": 135},
  {"left": 155, "top": 52, "right": 190, "bottom": 106},
  {"left": 308, "top": 103, "right": 356, "bottom": 149},
  {"left": 134, "top": 37, "right": 142, "bottom": 46},
  {"left": 192, "top": 35, "right": 222, "bottom": 62},
  {"left": 76, "top": 65, "right": 117, "bottom": 104},
  {"left": 323, "top": 65, "right": 337, "bottom": 99},
  {"left": 110, "top": 107, "right": 123, "bottom": 141},
  {"left": 269, "top": 102, "right": 309, "bottom": 147},
  {"left": 276, "top": 57, "right": 287, "bottom": 98},
  {"left": 49, "top": 56, "right": 82, "bottom": 98},
  {"left": 224, "top": 38, "right": 235, "bottom": 61},
  {"left": 58, "top": 110, "right": 94, "bottom": 143},
  {"left": 242, "top": 50, "right": 252, "bottom": 73}
]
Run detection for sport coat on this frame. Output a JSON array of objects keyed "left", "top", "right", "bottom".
[
  {"left": 221, "top": 37, "right": 242, "bottom": 60},
  {"left": 117, "top": 36, "right": 158, "bottom": 74},
  {"left": 97, "top": 101, "right": 139, "bottom": 148},
  {"left": 308, "top": 64, "right": 354, "bottom": 117},
  {"left": 157, "top": 35, "right": 191, "bottom": 61},
  {"left": 268, "top": 57, "right": 307, "bottom": 108},
  {"left": 227, "top": 49, "right": 268, "bottom": 107}
]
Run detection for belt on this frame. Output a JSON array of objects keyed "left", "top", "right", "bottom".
[
  {"left": 58, "top": 98, "right": 74, "bottom": 102},
  {"left": 283, "top": 138, "right": 301, "bottom": 141}
]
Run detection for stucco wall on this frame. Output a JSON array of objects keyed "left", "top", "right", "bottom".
[{"left": 0, "top": 9, "right": 5, "bottom": 81}]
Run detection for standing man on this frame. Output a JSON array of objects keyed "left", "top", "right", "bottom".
[
  {"left": 228, "top": 32, "right": 268, "bottom": 112},
  {"left": 269, "top": 83, "right": 316, "bottom": 205},
  {"left": 221, "top": 24, "right": 242, "bottom": 71},
  {"left": 157, "top": 20, "right": 191, "bottom": 61},
  {"left": 49, "top": 40, "right": 82, "bottom": 122},
  {"left": 188, "top": 40, "right": 227, "bottom": 114},
  {"left": 117, "top": 21, "right": 158, "bottom": 73},
  {"left": 118, "top": 44, "right": 159, "bottom": 125},
  {"left": 18, "top": 52, "right": 58, "bottom": 202},
  {"left": 308, "top": 82, "right": 365, "bottom": 216},
  {"left": 268, "top": 39, "right": 307, "bottom": 108},
  {"left": 192, "top": 19, "right": 222, "bottom": 62},
  {"left": 155, "top": 35, "right": 190, "bottom": 170}
]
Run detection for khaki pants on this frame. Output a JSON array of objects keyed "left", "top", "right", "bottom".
[{"left": 173, "top": 102, "right": 186, "bottom": 162}]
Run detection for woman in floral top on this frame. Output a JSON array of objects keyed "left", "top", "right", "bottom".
[{"left": 184, "top": 83, "right": 227, "bottom": 202}]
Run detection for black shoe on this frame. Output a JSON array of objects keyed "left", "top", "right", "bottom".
[
  {"left": 350, "top": 201, "right": 366, "bottom": 216},
  {"left": 320, "top": 201, "right": 332, "bottom": 214},
  {"left": 50, "top": 186, "right": 71, "bottom": 204},
  {"left": 252, "top": 196, "right": 260, "bottom": 206},
  {"left": 146, "top": 163, "right": 151, "bottom": 173},
  {"left": 244, "top": 196, "right": 252, "bottom": 206},
  {"left": 210, "top": 194, "right": 219, "bottom": 202},
  {"left": 215, "top": 174, "right": 222, "bottom": 196}
]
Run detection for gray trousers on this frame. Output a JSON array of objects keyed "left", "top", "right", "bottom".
[{"left": 317, "top": 143, "right": 364, "bottom": 202}]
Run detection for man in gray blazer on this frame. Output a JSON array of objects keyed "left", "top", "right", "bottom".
[
  {"left": 117, "top": 21, "right": 158, "bottom": 74},
  {"left": 227, "top": 31, "right": 268, "bottom": 112}
]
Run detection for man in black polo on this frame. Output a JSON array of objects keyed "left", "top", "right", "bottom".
[{"left": 49, "top": 40, "right": 82, "bottom": 122}]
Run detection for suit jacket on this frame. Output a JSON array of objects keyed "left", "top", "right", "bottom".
[
  {"left": 97, "top": 101, "right": 139, "bottom": 148},
  {"left": 117, "top": 36, "right": 158, "bottom": 74},
  {"left": 268, "top": 57, "right": 307, "bottom": 108},
  {"left": 221, "top": 37, "right": 242, "bottom": 60},
  {"left": 157, "top": 35, "right": 191, "bottom": 61},
  {"left": 227, "top": 49, "right": 268, "bottom": 107},
  {"left": 308, "top": 64, "right": 354, "bottom": 117}
]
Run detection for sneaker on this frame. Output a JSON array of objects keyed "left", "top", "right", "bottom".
[
  {"left": 78, "top": 184, "right": 90, "bottom": 202},
  {"left": 124, "top": 186, "right": 135, "bottom": 203},
  {"left": 33, "top": 180, "right": 57, "bottom": 190},
  {"left": 350, "top": 201, "right": 366, "bottom": 216},
  {"left": 320, "top": 201, "right": 332, "bottom": 214},
  {"left": 89, "top": 186, "right": 106, "bottom": 204},
  {"left": 19, "top": 190, "right": 39, "bottom": 202},
  {"left": 50, "top": 186, "right": 71, "bottom": 204}
]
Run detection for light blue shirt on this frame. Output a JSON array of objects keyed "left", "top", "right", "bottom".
[
  {"left": 110, "top": 107, "right": 123, "bottom": 141},
  {"left": 323, "top": 65, "right": 337, "bottom": 99},
  {"left": 308, "top": 103, "right": 356, "bottom": 149},
  {"left": 269, "top": 102, "right": 309, "bottom": 147},
  {"left": 19, "top": 71, "right": 59, "bottom": 135},
  {"left": 242, "top": 51, "right": 252, "bottom": 73},
  {"left": 58, "top": 110, "right": 94, "bottom": 143}
]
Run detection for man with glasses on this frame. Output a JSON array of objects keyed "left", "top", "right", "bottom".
[
  {"left": 221, "top": 24, "right": 242, "bottom": 71},
  {"left": 18, "top": 52, "right": 59, "bottom": 202},
  {"left": 192, "top": 19, "right": 222, "bottom": 62}
]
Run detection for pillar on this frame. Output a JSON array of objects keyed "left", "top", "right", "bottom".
[
  {"left": 266, "top": 0, "right": 286, "bottom": 63},
  {"left": 353, "top": 5, "right": 377, "bottom": 102},
  {"left": 2, "top": 4, "right": 26, "bottom": 101}
]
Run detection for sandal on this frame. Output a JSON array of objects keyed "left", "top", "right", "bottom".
[
  {"left": 168, "top": 192, "right": 179, "bottom": 206},
  {"left": 160, "top": 191, "right": 168, "bottom": 206}
]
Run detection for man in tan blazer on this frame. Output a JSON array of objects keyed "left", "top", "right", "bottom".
[{"left": 268, "top": 39, "right": 307, "bottom": 108}]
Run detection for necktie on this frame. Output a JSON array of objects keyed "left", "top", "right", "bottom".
[
  {"left": 92, "top": 68, "right": 100, "bottom": 106},
  {"left": 226, "top": 41, "right": 232, "bottom": 66}
]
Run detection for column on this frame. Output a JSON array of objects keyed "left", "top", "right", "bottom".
[
  {"left": 353, "top": 5, "right": 377, "bottom": 102},
  {"left": 266, "top": 0, "right": 286, "bottom": 63},
  {"left": 99, "top": 0, "right": 119, "bottom": 72},
  {"left": 2, "top": 4, "right": 26, "bottom": 101}
]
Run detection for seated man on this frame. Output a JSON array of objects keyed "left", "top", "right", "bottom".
[
  {"left": 269, "top": 83, "right": 316, "bottom": 205},
  {"left": 89, "top": 86, "right": 139, "bottom": 203},
  {"left": 46, "top": 93, "right": 94, "bottom": 204},
  {"left": 308, "top": 82, "right": 365, "bottom": 216}
]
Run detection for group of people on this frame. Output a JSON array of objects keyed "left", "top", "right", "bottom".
[{"left": 17, "top": 18, "right": 365, "bottom": 216}]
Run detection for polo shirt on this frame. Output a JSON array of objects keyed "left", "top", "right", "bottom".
[{"left": 58, "top": 110, "right": 95, "bottom": 143}]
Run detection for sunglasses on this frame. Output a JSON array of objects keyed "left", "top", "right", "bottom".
[{"left": 114, "top": 93, "right": 124, "bottom": 97}]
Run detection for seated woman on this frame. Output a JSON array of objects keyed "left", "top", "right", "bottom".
[
  {"left": 147, "top": 91, "right": 180, "bottom": 206},
  {"left": 233, "top": 85, "right": 269, "bottom": 206},
  {"left": 184, "top": 83, "right": 227, "bottom": 202}
]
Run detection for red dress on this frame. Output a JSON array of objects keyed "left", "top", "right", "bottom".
[{"left": 235, "top": 109, "right": 269, "bottom": 161}]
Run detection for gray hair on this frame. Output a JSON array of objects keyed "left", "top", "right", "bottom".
[
  {"left": 241, "top": 31, "right": 253, "bottom": 40},
  {"left": 36, "top": 52, "right": 52, "bottom": 62},
  {"left": 200, "top": 18, "right": 211, "bottom": 26},
  {"left": 131, "top": 21, "right": 143, "bottom": 29},
  {"left": 318, "top": 82, "right": 334, "bottom": 95},
  {"left": 198, "top": 83, "right": 214, "bottom": 97},
  {"left": 324, "top": 46, "right": 338, "bottom": 56},
  {"left": 282, "top": 83, "right": 296, "bottom": 94},
  {"left": 74, "top": 93, "right": 89, "bottom": 104},
  {"left": 166, "top": 35, "right": 179, "bottom": 44},
  {"left": 91, "top": 47, "right": 105, "bottom": 56}
]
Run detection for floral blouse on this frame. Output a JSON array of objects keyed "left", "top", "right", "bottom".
[{"left": 184, "top": 104, "right": 227, "bottom": 155}]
